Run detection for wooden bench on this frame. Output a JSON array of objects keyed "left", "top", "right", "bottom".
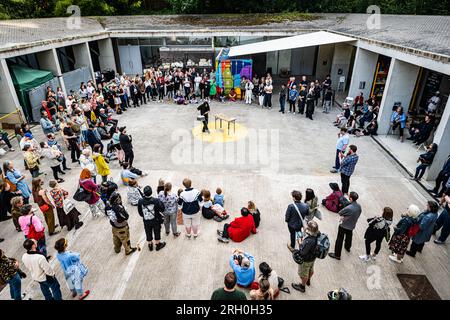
[{"left": 214, "top": 113, "right": 236, "bottom": 135}]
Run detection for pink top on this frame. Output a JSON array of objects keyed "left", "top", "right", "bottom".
[
  {"left": 79, "top": 178, "right": 100, "bottom": 205},
  {"left": 18, "top": 214, "right": 45, "bottom": 236}
]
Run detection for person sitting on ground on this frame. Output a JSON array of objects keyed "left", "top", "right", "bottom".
[
  {"left": 250, "top": 278, "right": 273, "bottom": 300},
  {"left": 322, "top": 183, "right": 343, "bottom": 213},
  {"left": 218, "top": 207, "right": 257, "bottom": 243},
  {"left": 201, "top": 189, "right": 215, "bottom": 220},
  {"left": 120, "top": 162, "right": 146, "bottom": 186},
  {"left": 213, "top": 188, "right": 224, "bottom": 207},
  {"left": 174, "top": 91, "right": 185, "bottom": 105},
  {"left": 247, "top": 201, "right": 261, "bottom": 228},
  {"left": 228, "top": 248, "right": 256, "bottom": 289},
  {"left": 211, "top": 272, "right": 247, "bottom": 300},
  {"left": 228, "top": 88, "right": 237, "bottom": 102},
  {"left": 126, "top": 179, "right": 143, "bottom": 206},
  {"left": 258, "top": 262, "right": 280, "bottom": 298}
]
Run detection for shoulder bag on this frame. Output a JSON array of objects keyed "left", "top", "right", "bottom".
[{"left": 27, "top": 215, "right": 45, "bottom": 241}]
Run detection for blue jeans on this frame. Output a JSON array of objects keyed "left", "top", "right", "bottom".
[
  {"left": 38, "top": 276, "right": 62, "bottom": 300},
  {"left": 8, "top": 272, "right": 22, "bottom": 300},
  {"left": 279, "top": 97, "right": 285, "bottom": 113},
  {"left": 435, "top": 209, "right": 450, "bottom": 242},
  {"left": 335, "top": 149, "right": 341, "bottom": 170}
]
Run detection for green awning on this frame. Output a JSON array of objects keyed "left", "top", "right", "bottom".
[{"left": 9, "top": 64, "right": 54, "bottom": 122}]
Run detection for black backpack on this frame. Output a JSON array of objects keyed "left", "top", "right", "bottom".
[{"left": 338, "top": 196, "right": 350, "bottom": 211}]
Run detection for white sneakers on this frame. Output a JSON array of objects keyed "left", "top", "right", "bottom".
[
  {"left": 359, "top": 254, "right": 377, "bottom": 262},
  {"left": 389, "top": 254, "right": 403, "bottom": 263}
]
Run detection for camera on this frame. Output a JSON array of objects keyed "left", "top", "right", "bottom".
[{"left": 233, "top": 254, "right": 243, "bottom": 265}]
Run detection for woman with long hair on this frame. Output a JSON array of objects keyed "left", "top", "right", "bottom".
[
  {"left": 18, "top": 204, "right": 48, "bottom": 257},
  {"left": 79, "top": 169, "right": 105, "bottom": 218},
  {"left": 247, "top": 201, "right": 261, "bottom": 228},
  {"left": 250, "top": 279, "right": 274, "bottom": 300},
  {"left": 48, "top": 180, "right": 83, "bottom": 231},
  {"left": 304, "top": 188, "right": 319, "bottom": 221},
  {"left": 158, "top": 182, "right": 180, "bottom": 237},
  {"left": 32, "top": 178, "right": 59, "bottom": 236},
  {"left": 3, "top": 161, "right": 31, "bottom": 204}
]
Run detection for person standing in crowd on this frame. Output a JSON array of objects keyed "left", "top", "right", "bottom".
[
  {"left": 427, "top": 91, "right": 440, "bottom": 114},
  {"left": 434, "top": 190, "right": 450, "bottom": 244},
  {"left": 22, "top": 238, "right": 62, "bottom": 300},
  {"left": 119, "top": 127, "right": 134, "bottom": 168},
  {"left": 329, "top": 192, "right": 362, "bottom": 260},
  {"left": 331, "top": 128, "right": 350, "bottom": 173},
  {"left": 86, "top": 124, "right": 103, "bottom": 152},
  {"left": 48, "top": 180, "right": 83, "bottom": 231},
  {"left": 158, "top": 182, "right": 181, "bottom": 237},
  {"left": 92, "top": 144, "right": 110, "bottom": 183},
  {"left": 229, "top": 248, "right": 256, "bottom": 288},
  {"left": 388, "top": 205, "right": 420, "bottom": 263},
  {"left": 406, "top": 201, "right": 439, "bottom": 257},
  {"left": 63, "top": 121, "right": 81, "bottom": 163},
  {"left": 18, "top": 204, "right": 48, "bottom": 257},
  {"left": 305, "top": 86, "right": 316, "bottom": 120},
  {"left": 178, "top": 178, "right": 203, "bottom": 239},
  {"left": 288, "top": 84, "right": 298, "bottom": 114},
  {"left": 359, "top": 207, "right": 393, "bottom": 262},
  {"left": 40, "top": 112, "right": 55, "bottom": 135},
  {"left": 32, "top": 178, "right": 59, "bottom": 236},
  {"left": 211, "top": 272, "right": 247, "bottom": 300},
  {"left": 323, "top": 89, "right": 333, "bottom": 114},
  {"left": 292, "top": 220, "right": 320, "bottom": 293},
  {"left": 0, "top": 180, "right": 20, "bottom": 222},
  {"left": 10, "top": 196, "right": 24, "bottom": 231},
  {"left": 217, "top": 207, "right": 257, "bottom": 243},
  {"left": 263, "top": 79, "right": 273, "bottom": 109},
  {"left": 279, "top": 84, "right": 286, "bottom": 114},
  {"left": 245, "top": 78, "right": 254, "bottom": 105},
  {"left": 304, "top": 188, "right": 319, "bottom": 221},
  {"left": 23, "top": 144, "right": 42, "bottom": 178},
  {"left": 79, "top": 169, "right": 105, "bottom": 218},
  {"left": 138, "top": 186, "right": 166, "bottom": 252},
  {"left": 339, "top": 145, "right": 359, "bottom": 195},
  {"left": 0, "top": 248, "right": 24, "bottom": 300},
  {"left": 390, "top": 106, "right": 407, "bottom": 142},
  {"left": 285, "top": 190, "right": 309, "bottom": 252},
  {"left": 105, "top": 192, "right": 137, "bottom": 256},
  {"left": 429, "top": 154, "right": 450, "bottom": 198},
  {"left": 298, "top": 85, "right": 307, "bottom": 115},
  {"left": 197, "top": 101, "right": 210, "bottom": 134},
  {"left": 322, "top": 75, "right": 332, "bottom": 105},
  {"left": 54, "top": 238, "right": 90, "bottom": 300},
  {"left": 39, "top": 142, "right": 65, "bottom": 183},
  {"left": 413, "top": 143, "right": 438, "bottom": 181},
  {"left": 313, "top": 80, "right": 321, "bottom": 107}
]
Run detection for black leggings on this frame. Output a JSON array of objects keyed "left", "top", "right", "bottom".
[
  {"left": 289, "top": 101, "right": 296, "bottom": 113},
  {"left": 365, "top": 238, "right": 383, "bottom": 256},
  {"left": 125, "top": 151, "right": 134, "bottom": 168}
]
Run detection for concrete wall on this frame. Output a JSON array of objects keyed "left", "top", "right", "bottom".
[
  {"left": 73, "top": 42, "right": 95, "bottom": 81},
  {"left": 315, "top": 44, "right": 334, "bottom": 81},
  {"left": 428, "top": 98, "right": 450, "bottom": 180},
  {"left": 330, "top": 43, "right": 354, "bottom": 91},
  {"left": 98, "top": 38, "right": 117, "bottom": 72},
  {"left": 0, "top": 58, "right": 20, "bottom": 114},
  {"left": 36, "top": 48, "right": 67, "bottom": 94},
  {"left": 348, "top": 47, "right": 379, "bottom": 100},
  {"left": 377, "top": 58, "right": 420, "bottom": 134}
]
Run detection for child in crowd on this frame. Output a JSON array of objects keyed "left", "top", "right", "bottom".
[
  {"left": 189, "top": 94, "right": 198, "bottom": 104},
  {"left": 247, "top": 201, "right": 261, "bottom": 228},
  {"left": 201, "top": 190, "right": 215, "bottom": 219},
  {"left": 214, "top": 188, "right": 224, "bottom": 207},
  {"left": 157, "top": 179, "right": 165, "bottom": 195},
  {"left": 127, "top": 179, "right": 143, "bottom": 206},
  {"left": 228, "top": 88, "right": 237, "bottom": 102}
]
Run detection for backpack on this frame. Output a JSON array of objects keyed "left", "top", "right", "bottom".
[
  {"left": 73, "top": 185, "right": 92, "bottom": 202},
  {"left": 338, "top": 196, "right": 350, "bottom": 211},
  {"left": 314, "top": 233, "right": 330, "bottom": 259},
  {"left": 407, "top": 223, "right": 420, "bottom": 238}
]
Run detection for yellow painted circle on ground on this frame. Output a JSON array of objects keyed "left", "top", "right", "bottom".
[{"left": 192, "top": 121, "right": 248, "bottom": 143}]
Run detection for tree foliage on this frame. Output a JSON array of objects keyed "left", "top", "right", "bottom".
[{"left": 0, "top": 0, "right": 449, "bottom": 19}]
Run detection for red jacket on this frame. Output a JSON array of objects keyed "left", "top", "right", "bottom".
[
  {"left": 228, "top": 215, "right": 257, "bottom": 242},
  {"left": 325, "top": 190, "right": 343, "bottom": 213}
]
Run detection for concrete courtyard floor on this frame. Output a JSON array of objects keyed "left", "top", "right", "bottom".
[{"left": 0, "top": 98, "right": 449, "bottom": 300}]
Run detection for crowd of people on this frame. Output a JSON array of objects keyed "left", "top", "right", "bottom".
[{"left": 0, "top": 65, "right": 449, "bottom": 301}]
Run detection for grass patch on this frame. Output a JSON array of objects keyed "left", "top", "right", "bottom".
[{"left": 170, "top": 12, "right": 321, "bottom": 26}]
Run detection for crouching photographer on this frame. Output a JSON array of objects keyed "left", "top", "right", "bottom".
[{"left": 229, "top": 248, "right": 258, "bottom": 289}]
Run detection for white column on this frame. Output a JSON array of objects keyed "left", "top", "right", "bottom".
[
  {"left": 330, "top": 43, "right": 354, "bottom": 91},
  {"left": 98, "top": 38, "right": 117, "bottom": 72},
  {"left": 73, "top": 42, "right": 95, "bottom": 81},
  {"left": 377, "top": 58, "right": 420, "bottom": 134},
  {"left": 0, "top": 58, "right": 20, "bottom": 114},
  {"left": 427, "top": 98, "right": 450, "bottom": 180},
  {"left": 348, "top": 47, "right": 378, "bottom": 100},
  {"left": 36, "top": 49, "right": 67, "bottom": 95}
]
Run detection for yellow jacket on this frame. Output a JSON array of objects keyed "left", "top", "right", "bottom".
[{"left": 93, "top": 153, "right": 110, "bottom": 176}]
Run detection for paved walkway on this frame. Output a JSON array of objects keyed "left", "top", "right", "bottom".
[{"left": 0, "top": 98, "right": 449, "bottom": 300}]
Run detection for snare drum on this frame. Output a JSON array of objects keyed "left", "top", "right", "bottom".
[{"left": 197, "top": 115, "right": 205, "bottom": 121}]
